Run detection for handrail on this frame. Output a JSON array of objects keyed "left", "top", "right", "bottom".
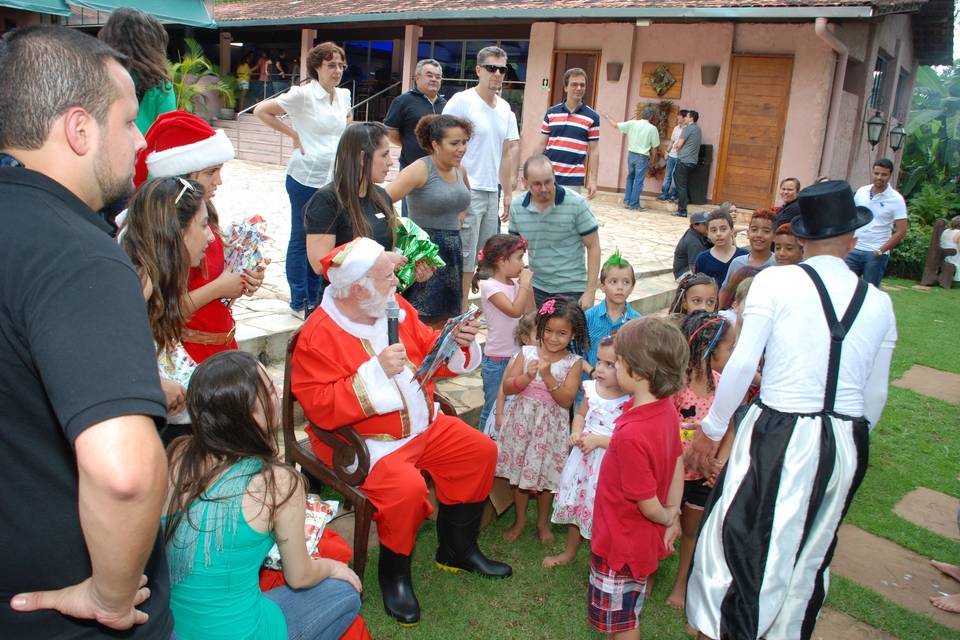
[
  {"left": 351, "top": 81, "right": 402, "bottom": 122},
  {"left": 237, "top": 86, "right": 289, "bottom": 116}
]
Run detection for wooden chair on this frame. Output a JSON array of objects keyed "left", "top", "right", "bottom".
[
  {"left": 281, "top": 327, "right": 458, "bottom": 585},
  {"left": 920, "top": 218, "right": 957, "bottom": 289}
]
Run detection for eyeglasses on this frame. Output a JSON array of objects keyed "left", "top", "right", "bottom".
[
  {"left": 480, "top": 64, "right": 508, "bottom": 75},
  {"left": 175, "top": 177, "right": 194, "bottom": 204}
]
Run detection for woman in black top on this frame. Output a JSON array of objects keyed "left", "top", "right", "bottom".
[
  {"left": 305, "top": 122, "right": 433, "bottom": 292},
  {"left": 305, "top": 122, "right": 396, "bottom": 269}
]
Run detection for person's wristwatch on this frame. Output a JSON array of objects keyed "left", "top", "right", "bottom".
[{"left": 874, "top": 249, "right": 883, "bottom": 256}]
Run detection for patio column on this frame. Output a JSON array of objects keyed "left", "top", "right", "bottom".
[
  {"left": 218, "top": 31, "right": 231, "bottom": 74},
  {"left": 300, "top": 28, "right": 317, "bottom": 81},
  {"left": 400, "top": 24, "right": 421, "bottom": 92},
  {"left": 519, "top": 22, "right": 557, "bottom": 160}
]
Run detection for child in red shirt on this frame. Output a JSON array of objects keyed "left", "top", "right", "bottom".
[{"left": 589, "top": 317, "right": 688, "bottom": 638}]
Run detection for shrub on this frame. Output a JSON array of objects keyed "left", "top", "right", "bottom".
[
  {"left": 907, "top": 182, "right": 960, "bottom": 226},
  {"left": 887, "top": 219, "right": 932, "bottom": 280}
]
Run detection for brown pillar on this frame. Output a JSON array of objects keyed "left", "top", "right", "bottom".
[
  {"left": 300, "top": 28, "right": 318, "bottom": 81},
  {"left": 400, "top": 24, "right": 422, "bottom": 93}
]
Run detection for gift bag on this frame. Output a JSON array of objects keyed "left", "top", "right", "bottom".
[{"left": 262, "top": 495, "right": 338, "bottom": 570}]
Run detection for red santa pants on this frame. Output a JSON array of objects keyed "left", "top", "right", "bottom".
[{"left": 361, "top": 414, "right": 496, "bottom": 555}]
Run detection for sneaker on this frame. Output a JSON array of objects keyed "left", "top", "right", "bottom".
[
  {"left": 288, "top": 304, "right": 306, "bottom": 320},
  {"left": 673, "top": 211, "right": 688, "bottom": 218},
  {"left": 656, "top": 195, "right": 667, "bottom": 201}
]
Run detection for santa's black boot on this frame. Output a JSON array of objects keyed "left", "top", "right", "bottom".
[
  {"left": 378, "top": 544, "right": 420, "bottom": 626},
  {"left": 435, "top": 501, "right": 512, "bottom": 577}
]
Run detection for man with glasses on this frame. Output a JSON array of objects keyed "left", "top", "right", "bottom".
[
  {"left": 384, "top": 59, "right": 447, "bottom": 217},
  {"left": 533, "top": 67, "right": 600, "bottom": 198},
  {"left": 443, "top": 45, "right": 520, "bottom": 310}
]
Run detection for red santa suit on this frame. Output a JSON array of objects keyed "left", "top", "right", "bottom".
[{"left": 291, "top": 291, "right": 497, "bottom": 555}]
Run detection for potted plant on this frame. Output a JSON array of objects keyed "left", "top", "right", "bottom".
[
  {"left": 170, "top": 38, "right": 236, "bottom": 122},
  {"left": 217, "top": 74, "right": 240, "bottom": 120}
]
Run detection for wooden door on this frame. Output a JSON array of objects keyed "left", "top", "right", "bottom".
[
  {"left": 714, "top": 55, "right": 794, "bottom": 209},
  {"left": 550, "top": 50, "right": 600, "bottom": 107}
]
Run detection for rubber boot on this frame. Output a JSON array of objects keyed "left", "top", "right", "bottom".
[
  {"left": 435, "top": 501, "right": 512, "bottom": 578},
  {"left": 377, "top": 544, "right": 420, "bottom": 626}
]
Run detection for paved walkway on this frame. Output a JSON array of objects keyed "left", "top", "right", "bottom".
[{"left": 216, "top": 158, "right": 695, "bottom": 354}]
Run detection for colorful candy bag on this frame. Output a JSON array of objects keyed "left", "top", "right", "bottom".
[
  {"left": 263, "top": 495, "right": 339, "bottom": 570},
  {"left": 393, "top": 217, "right": 446, "bottom": 292},
  {"left": 221, "top": 215, "right": 269, "bottom": 305}
]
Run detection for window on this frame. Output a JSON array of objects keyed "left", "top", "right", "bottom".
[
  {"left": 868, "top": 54, "right": 889, "bottom": 110},
  {"left": 892, "top": 69, "right": 910, "bottom": 120}
]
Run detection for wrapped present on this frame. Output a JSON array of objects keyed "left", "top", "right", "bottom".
[
  {"left": 393, "top": 217, "right": 446, "bottom": 292},
  {"left": 414, "top": 304, "right": 480, "bottom": 387},
  {"left": 221, "top": 215, "right": 269, "bottom": 305},
  {"left": 263, "top": 495, "right": 338, "bottom": 571}
]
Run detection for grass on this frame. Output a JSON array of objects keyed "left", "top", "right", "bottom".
[{"left": 350, "top": 278, "right": 960, "bottom": 639}]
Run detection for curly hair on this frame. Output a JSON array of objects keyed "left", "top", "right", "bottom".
[
  {"left": 98, "top": 7, "right": 170, "bottom": 100},
  {"left": 121, "top": 177, "right": 205, "bottom": 354},
  {"left": 414, "top": 113, "right": 473, "bottom": 154},
  {"left": 750, "top": 207, "right": 777, "bottom": 224},
  {"left": 536, "top": 296, "right": 589, "bottom": 356},
  {"left": 680, "top": 311, "right": 731, "bottom": 393},
  {"left": 513, "top": 311, "right": 538, "bottom": 346},
  {"left": 670, "top": 272, "right": 718, "bottom": 314}
]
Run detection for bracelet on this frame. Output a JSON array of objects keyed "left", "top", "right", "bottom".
[{"left": 546, "top": 380, "right": 562, "bottom": 392}]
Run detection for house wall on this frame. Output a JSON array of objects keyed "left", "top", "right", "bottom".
[{"left": 843, "top": 13, "right": 916, "bottom": 189}]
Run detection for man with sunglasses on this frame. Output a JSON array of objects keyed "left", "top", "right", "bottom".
[{"left": 443, "top": 46, "right": 520, "bottom": 310}]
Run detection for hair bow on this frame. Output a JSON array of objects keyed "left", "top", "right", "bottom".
[{"left": 539, "top": 298, "right": 557, "bottom": 316}]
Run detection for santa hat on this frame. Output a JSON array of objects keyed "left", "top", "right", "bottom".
[
  {"left": 134, "top": 111, "right": 235, "bottom": 188},
  {"left": 320, "top": 238, "right": 385, "bottom": 288}
]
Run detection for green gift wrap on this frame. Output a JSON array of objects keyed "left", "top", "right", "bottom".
[{"left": 394, "top": 217, "right": 446, "bottom": 292}]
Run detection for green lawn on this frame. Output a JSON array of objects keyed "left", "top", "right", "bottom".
[{"left": 356, "top": 279, "right": 960, "bottom": 639}]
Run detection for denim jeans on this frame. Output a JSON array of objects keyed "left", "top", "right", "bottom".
[
  {"left": 624, "top": 152, "right": 651, "bottom": 208},
  {"left": 660, "top": 155, "right": 679, "bottom": 199},
  {"left": 533, "top": 288, "right": 584, "bottom": 310},
  {"left": 264, "top": 578, "right": 361, "bottom": 640},
  {"left": 480, "top": 355, "right": 511, "bottom": 433},
  {"left": 844, "top": 248, "right": 890, "bottom": 287},
  {"left": 285, "top": 175, "right": 322, "bottom": 311}
]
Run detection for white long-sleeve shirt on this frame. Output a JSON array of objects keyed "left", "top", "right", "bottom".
[{"left": 701, "top": 256, "right": 897, "bottom": 440}]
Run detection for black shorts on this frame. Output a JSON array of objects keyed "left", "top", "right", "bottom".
[{"left": 683, "top": 478, "right": 712, "bottom": 510}]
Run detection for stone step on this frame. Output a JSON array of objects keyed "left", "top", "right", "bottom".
[{"left": 593, "top": 191, "right": 754, "bottom": 221}]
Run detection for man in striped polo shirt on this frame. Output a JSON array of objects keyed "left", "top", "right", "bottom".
[
  {"left": 534, "top": 68, "right": 600, "bottom": 198},
  {"left": 509, "top": 155, "right": 601, "bottom": 310}
]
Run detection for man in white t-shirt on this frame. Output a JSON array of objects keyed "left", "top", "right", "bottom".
[
  {"left": 658, "top": 109, "right": 687, "bottom": 201},
  {"left": 443, "top": 45, "right": 520, "bottom": 310},
  {"left": 844, "top": 158, "right": 908, "bottom": 287}
]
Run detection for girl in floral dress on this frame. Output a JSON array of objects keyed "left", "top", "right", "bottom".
[
  {"left": 544, "top": 335, "right": 629, "bottom": 568},
  {"left": 496, "top": 297, "right": 587, "bottom": 544}
]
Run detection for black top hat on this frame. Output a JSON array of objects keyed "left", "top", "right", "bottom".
[{"left": 790, "top": 180, "right": 873, "bottom": 240}]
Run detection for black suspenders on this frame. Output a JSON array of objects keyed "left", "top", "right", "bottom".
[{"left": 798, "top": 264, "right": 869, "bottom": 413}]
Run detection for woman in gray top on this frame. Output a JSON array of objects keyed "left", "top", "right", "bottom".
[{"left": 387, "top": 114, "right": 473, "bottom": 326}]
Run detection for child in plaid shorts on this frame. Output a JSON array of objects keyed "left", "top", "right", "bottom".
[{"left": 589, "top": 317, "right": 687, "bottom": 638}]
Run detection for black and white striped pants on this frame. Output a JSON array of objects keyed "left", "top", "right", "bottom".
[{"left": 685, "top": 402, "right": 869, "bottom": 640}]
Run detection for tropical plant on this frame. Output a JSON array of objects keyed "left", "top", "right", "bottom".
[
  {"left": 907, "top": 182, "right": 960, "bottom": 227},
  {"left": 169, "top": 38, "right": 236, "bottom": 114},
  {"left": 898, "top": 61, "right": 960, "bottom": 198}
]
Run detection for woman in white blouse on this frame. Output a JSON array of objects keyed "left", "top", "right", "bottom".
[{"left": 255, "top": 42, "right": 352, "bottom": 315}]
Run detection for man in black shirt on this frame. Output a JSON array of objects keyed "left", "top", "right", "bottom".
[
  {"left": 673, "top": 210, "right": 711, "bottom": 279},
  {"left": 0, "top": 26, "right": 172, "bottom": 638},
  {"left": 384, "top": 58, "right": 446, "bottom": 216}
]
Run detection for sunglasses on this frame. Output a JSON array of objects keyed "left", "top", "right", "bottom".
[
  {"left": 480, "top": 64, "right": 508, "bottom": 75},
  {"left": 175, "top": 177, "right": 195, "bottom": 204}
]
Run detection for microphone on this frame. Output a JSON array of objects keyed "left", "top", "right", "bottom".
[{"left": 385, "top": 297, "right": 400, "bottom": 345}]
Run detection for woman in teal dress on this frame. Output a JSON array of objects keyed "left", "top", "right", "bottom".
[
  {"left": 163, "top": 351, "right": 361, "bottom": 640},
  {"left": 99, "top": 7, "right": 176, "bottom": 134}
]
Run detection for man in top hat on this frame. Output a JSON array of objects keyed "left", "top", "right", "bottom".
[
  {"left": 684, "top": 181, "right": 897, "bottom": 640},
  {"left": 291, "top": 238, "right": 511, "bottom": 627}
]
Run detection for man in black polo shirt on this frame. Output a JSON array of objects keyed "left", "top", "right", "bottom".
[
  {"left": 384, "top": 58, "right": 446, "bottom": 216},
  {"left": 0, "top": 27, "right": 172, "bottom": 638}
]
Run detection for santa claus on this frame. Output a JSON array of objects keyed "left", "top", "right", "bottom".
[{"left": 291, "top": 237, "right": 511, "bottom": 626}]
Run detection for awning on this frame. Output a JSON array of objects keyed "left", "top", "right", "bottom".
[
  {"left": 68, "top": 1, "right": 215, "bottom": 27},
  {"left": 0, "top": 1, "right": 72, "bottom": 17}
]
